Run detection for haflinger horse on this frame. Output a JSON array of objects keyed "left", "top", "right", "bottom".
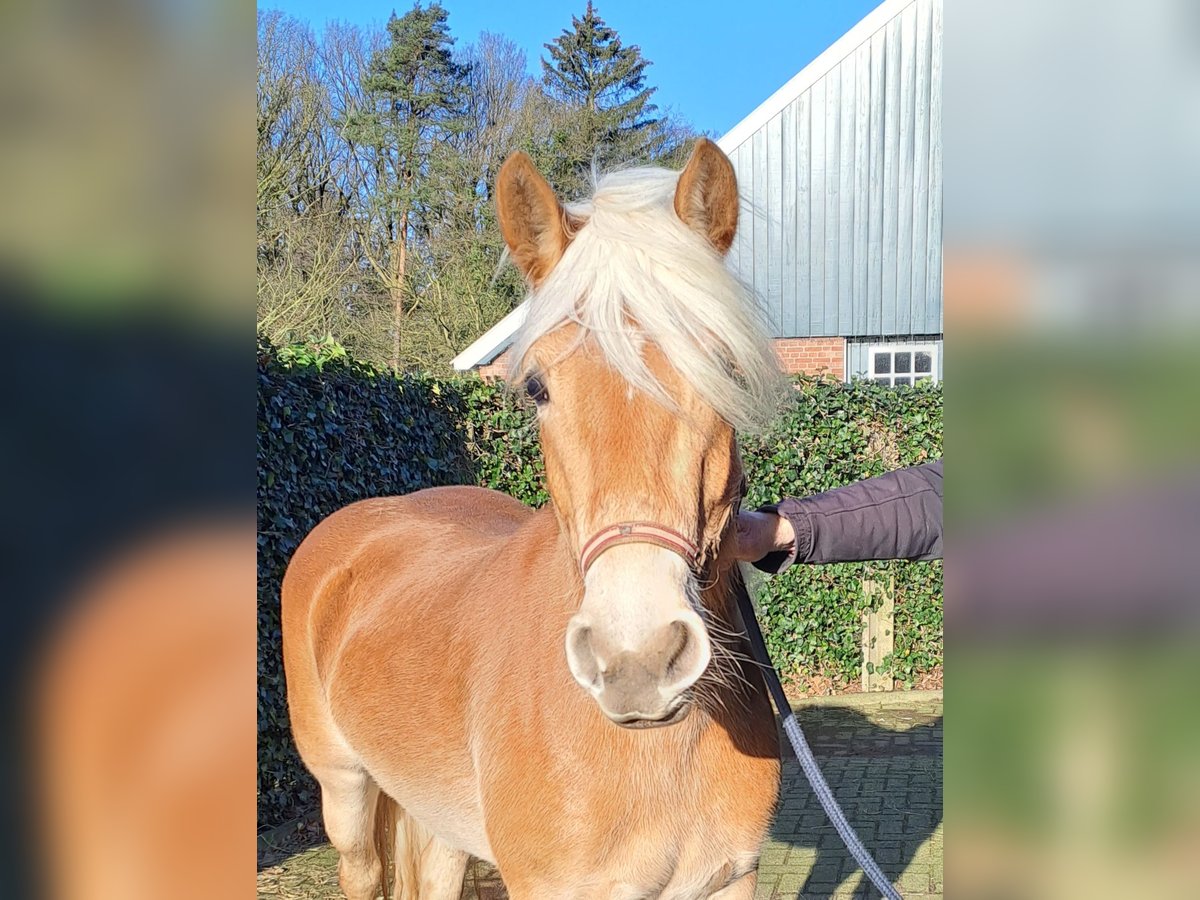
[{"left": 282, "top": 138, "right": 786, "bottom": 900}]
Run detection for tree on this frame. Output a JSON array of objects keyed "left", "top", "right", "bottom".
[
  {"left": 254, "top": 5, "right": 699, "bottom": 372},
  {"left": 397, "top": 33, "right": 540, "bottom": 370},
  {"left": 540, "top": 2, "right": 665, "bottom": 195},
  {"left": 257, "top": 11, "right": 358, "bottom": 350},
  {"left": 342, "top": 2, "right": 471, "bottom": 370}
]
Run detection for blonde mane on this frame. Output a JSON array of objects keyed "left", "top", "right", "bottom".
[{"left": 509, "top": 166, "right": 783, "bottom": 432}]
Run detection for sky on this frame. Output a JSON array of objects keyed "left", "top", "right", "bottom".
[{"left": 262, "top": 0, "right": 883, "bottom": 137}]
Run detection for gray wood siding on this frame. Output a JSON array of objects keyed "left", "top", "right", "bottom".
[{"left": 726, "top": 0, "right": 942, "bottom": 338}]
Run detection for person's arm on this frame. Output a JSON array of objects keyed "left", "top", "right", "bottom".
[{"left": 738, "top": 460, "right": 942, "bottom": 572}]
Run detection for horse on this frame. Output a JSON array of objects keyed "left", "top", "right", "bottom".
[{"left": 281, "top": 138, "right": 786, "bottom": 900}]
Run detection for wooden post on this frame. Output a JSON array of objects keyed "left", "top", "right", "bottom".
[{"left": 861, "top": 576, "right": 895, "bottom": 692}]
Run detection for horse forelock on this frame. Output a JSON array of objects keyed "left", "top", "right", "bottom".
[{"left": 508, "top": 166, "right": 784, "bottom": 433}]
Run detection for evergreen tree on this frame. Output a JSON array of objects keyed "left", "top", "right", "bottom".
[
  {"left": 343, "top": 2, "right": 470, "bottom": 369},
  {"left": 540, "top": 2, "right": 664, "bottom": 193}
]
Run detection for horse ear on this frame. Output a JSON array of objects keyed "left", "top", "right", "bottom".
[
  {"left": 496, "top": 153, "right": 572, "bottom": 286},
  {"left": 673, "top": 138, "right": 739, "bottom": 256}
]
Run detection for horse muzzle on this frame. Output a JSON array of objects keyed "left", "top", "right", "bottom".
[
  {"left": 565, "top": 610, "right": 711, "bottom": 727},
  {"left": 605, "top": 695, "right": 693, "bottom": 729}
]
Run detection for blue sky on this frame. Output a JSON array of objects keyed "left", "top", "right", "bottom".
[{"left": 263, "top": 0, "right": 883, "bottom": 136}]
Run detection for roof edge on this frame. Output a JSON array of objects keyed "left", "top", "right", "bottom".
[{"left": 450, "top": 303, "right": 527, "bottom": 371}]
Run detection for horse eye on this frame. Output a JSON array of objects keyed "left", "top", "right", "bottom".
[{"left": 524, "top": 375, "right": 549, "bottom": 404}]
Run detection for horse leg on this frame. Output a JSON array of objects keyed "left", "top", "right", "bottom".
[
  {"left": 315, "top": 766, "right": 383, "bottom": 900},
  {"left": 501, "top": 885, "right": 582, "bottom": 900},
  {"left": 390, "top": 807, "right": 468, "bottom": 900},
  {"left": 710, "top": 870, "right": 758, "bottom": 899},
  {"left": 497, "top": 873, "right": 595, "bottom": 900}
]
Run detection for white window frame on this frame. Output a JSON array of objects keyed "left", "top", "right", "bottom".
[{"left": 868, "top": 342, "right": 939, "bottom": 387}]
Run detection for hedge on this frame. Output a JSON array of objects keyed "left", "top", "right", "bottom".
[
  {"left": 257, "top": 339, "right": 472, "bottom": 827},
  {"left": 257, "top": 338, "right": 942, "bottom": 828},
  {"left": 738, "top": 379, "right": 943, "bottom": 690}
]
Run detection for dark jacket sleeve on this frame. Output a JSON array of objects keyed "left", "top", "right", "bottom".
[{"left": 753, "top": 459, "right": 942, "bottom": 572}]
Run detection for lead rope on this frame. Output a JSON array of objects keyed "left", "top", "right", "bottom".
[{"left": 734, "top": 586, "right": 903, "bottom": 900}]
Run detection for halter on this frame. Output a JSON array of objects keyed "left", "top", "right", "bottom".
[{"left": 578, "top": 522, "right": 700, "bottom": 576}]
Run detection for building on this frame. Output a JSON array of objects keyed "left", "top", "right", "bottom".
[{"left": 453, "top": 0, "right": 942, "bottom": 386}]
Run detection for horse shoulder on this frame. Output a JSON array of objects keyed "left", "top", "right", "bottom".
[{"left": 283, "top": 489, "right": 532, "bottom": 682}]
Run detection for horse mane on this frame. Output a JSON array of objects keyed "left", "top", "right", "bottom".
[{"left": 508, "top": 166, "right": 784, "bottom": 432}]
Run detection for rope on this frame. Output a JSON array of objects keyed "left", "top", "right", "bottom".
[{"left": 735, "top": 588, "right": 903, "bottom": 900}]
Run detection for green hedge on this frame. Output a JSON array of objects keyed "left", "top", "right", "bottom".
[
  {"left": 257, "top": 339, "right": 942, "bottom": 828},
  {"left": 738, "top": 379, "right": 943, "bottom": 689},
  {"left": 257, "top": 339, "right": 473, "bottom": 828}
]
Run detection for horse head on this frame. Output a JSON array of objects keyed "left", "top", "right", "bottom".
[{"left": 496, "top": 140, "right": 780, "bottom": 728}]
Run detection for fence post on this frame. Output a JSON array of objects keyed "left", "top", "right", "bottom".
[{"left": 861, "top": 576, "right": 895, "bottom": 692}]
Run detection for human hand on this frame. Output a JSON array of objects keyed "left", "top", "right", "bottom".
[{"left": 733, "top": 510, "right": 795, "bottom": 562}]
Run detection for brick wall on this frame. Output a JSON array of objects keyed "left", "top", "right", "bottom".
[
  {"left": 471, "top": 338, "right": 845, "bottom": 380},
  {"left": 771, "top": 336, "right": 845, "bottom": 377},
  {"left": 475, "top": 348, "right": 512, "bottom": 382}
]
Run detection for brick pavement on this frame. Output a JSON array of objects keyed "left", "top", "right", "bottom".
[
  {"left": 258, "top": 693, "right": 942, "bottom": 900},
  {"left": 752, "top": 693, "right": 942, "bottom": 899}
]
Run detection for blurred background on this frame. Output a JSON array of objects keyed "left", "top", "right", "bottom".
[
  {"left": 0, "top": 0, "right": 1196, "bottom": 896},
  {"left": 0, "top": 0, "right": 253, "bottom": 897},
  {"left": 946, "top": 0, "right": 1200, "bottom": 897}
]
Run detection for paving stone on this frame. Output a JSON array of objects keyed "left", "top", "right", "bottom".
[
  {"left": 759, "top": 844, "right": 790, "bottom": 867},
  {"left": 900, "top": 868, "right": 933, "bottom": 892},
  {"left": 776, "top": 871, "right": 804, "bottom": 894},
  {"left": 807, "top": 862, "right": 843, "bottom": 885}
]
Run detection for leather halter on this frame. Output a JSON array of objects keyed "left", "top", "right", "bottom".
[{"left": 578, "top": 522, "right": 700, "bottom": 576}]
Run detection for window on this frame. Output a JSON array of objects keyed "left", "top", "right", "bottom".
[{"left": 869, "top": 343, "right": 938, "bottom": 387}]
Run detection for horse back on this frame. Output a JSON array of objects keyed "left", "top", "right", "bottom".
[{"left": 284, "top": 485, "right": 533, "bottom": 661}]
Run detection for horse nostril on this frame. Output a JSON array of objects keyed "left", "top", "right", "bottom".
[
  {"left": 659, "top": 614, "right": 712, "bottom": 697},
  {"left": 565, "top": 621, "right": 602, "bottom": 689},
  {"left": 664, "top": 619, "right": 691, "bottom": 677}
]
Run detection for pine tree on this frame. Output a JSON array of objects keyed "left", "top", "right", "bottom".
[
  {"left": 540, "top": 2, "right": 664, "bottom": 192},
  {"left": 343, "top": 2, "right": 470, "bottom": 370}
]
